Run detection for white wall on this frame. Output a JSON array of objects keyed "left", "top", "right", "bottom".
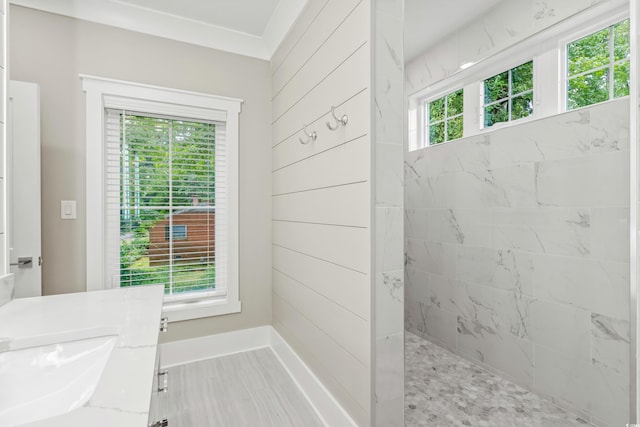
[
  {"left": 270, "top": 0, "right": 372, "bottom": 424},
  {"left": 9, "top": 5, "right": 272, "bottom": 341}
]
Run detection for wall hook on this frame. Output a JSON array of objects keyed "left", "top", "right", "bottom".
[
  {"left": 299, "top": 124, "right": 317, "bottom": 144},
  {"left": 326, "top": 106, "right": 348, "bottom": 131}
]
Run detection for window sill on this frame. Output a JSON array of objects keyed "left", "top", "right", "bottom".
[{"left": 162, "top": 297, "right": 241, "bottom": 322}]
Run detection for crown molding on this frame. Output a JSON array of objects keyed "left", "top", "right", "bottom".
[{"left": 10, "top": 0, "right": 308, "bottom": 60}]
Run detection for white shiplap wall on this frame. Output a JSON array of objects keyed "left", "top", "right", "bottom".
[{"left": 270, "top": 0, "right": 372, "bottom": 424}]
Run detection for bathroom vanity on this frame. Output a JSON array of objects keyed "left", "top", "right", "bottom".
[{"left": 0, "top": 285, "right": 165, "bottom": 426}]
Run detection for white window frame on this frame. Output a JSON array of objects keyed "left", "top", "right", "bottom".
[
  {"left": 424, "top": 88, "right": 464, "bottom": 145},
  {"left": 407, "top": 1, "right": 628, "bottom": 152},
  {"left": 559, "top": 11, "right": 630, "bottom": 111},
  {"left": 481, "top": 61, "right": 535, "bottom": 129},
  {"left": 81, "top": 75, "right": 242, "bottom": 322}
]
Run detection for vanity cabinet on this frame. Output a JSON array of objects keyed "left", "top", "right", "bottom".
[{"left": 148, "top": 316, "right": 169, "bottom": 427}]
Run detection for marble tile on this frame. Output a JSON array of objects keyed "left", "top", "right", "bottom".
[
  {"left": 454, "top": 165, "right": 535, "bottom": 209},
  {"left": 376, "top": 207, "right": 404, "bottom": 272},
  {"left": 535, "top": 344, "right": 629, "bottom": 427},
  {"left": 375, "top": 333, "right": 404, "bottom": 405},
  {"left": 406, "top": 300, "right": 457, "bottom": 351},
  {"left": 529, "top": 299, "right": 591, "bottom": 362},
  {"left": 376, "top": 143, "right": 403, "bottom": 207},
  {"left": 590, "top": 207, "right": 630, "bottom": 263},
  {"left": 492, "top": 208, "right": 590, "bottom": 257},
  {"left": 456, "top": 246, "right": 534, "bottom": 296},
  {"left": 454, "top": 281, "right": 496, "bottom": 336},
  {"left": 405, "top": 173, "right": 456, "bottom": 209},
  {"left": 490, "top": 109, "right": 589, "bottom": 169},
  {"left": 405, "top": 332, "right": 591, "bottom": 427},
  {"left": 533, "top": 0, "right": 607, "bottom": 29},
  {"left": 404, "top": 208, "right": 429, "bottom": 240},
  {"left": 406, "top": 238, "right": 456, "bottom": 279},
  {"left": 376, "top": 394, "right": 403, "bottom": 427},
  {"left": 457, "top": 316, "right": 535, "bottom": 388},
  {"left": 535, "top": 151, "right": 629, "bottom": 207},
  {"left": 491, "top": 287, "right": 535, "bottom": 340},
  {"left": 534, "top": 255, "right": 629, "bottom": 320},
  {"left": 406, "top": 135, "right": 491, "bottom": 179},
  {"left": 426, "top": 208, "right": 492, "bottom": 247},
  {"left": 455, "top": 281, "right": 535, "bottom": 341},
  {"left": 589, "top": 99, "right": 630, "bottom": 153},
  {"left": 405, "top": 264, "right": 456, "bottom": 314},
  {"left": 590, "top": 313, "right": 629, "bottom": 376},
  {"left": 376, "top": 270, "right": 404, "bottom": 338},
  {"left": 404, "top": 262, "right": 429, "bottom": 305}
]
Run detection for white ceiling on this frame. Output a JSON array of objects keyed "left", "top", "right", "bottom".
[
  {"left": 404, "top": 0, "right": 503, "bottom": 62},
  {"left": 10, "top": 0, "right": 308, "bottom": 60}
]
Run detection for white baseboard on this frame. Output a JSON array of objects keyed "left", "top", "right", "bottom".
[
  {"left": 160, "top": 325, "right": 271, "bottom": 368},
  {"left": 160, "top": 325, "right": 357, "bottom": 427}
]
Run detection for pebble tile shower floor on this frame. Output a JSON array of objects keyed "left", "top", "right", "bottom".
[{"left": 405, "top": 332, "right": 593, "bottom": 427}]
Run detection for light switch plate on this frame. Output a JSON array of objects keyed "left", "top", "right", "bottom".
[{"left": 60, "top": 200, "right": 76, "bottom": 220}]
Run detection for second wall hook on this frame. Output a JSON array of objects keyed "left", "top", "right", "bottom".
[{"left": 326, "top": 106, "right": 348, "bottom": 131}]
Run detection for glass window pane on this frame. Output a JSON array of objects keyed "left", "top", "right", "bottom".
[
  {"left": 567, "top": 68, "right": 609, "bottom": 110},
  {"left": 511, "top": 92, "right": 534, "bottom": 121},
  {"left": 171, "top": 120, "right": 215, "bottom": 207},
  {"left": 512, "top": 61, "right": 533, "bottom": 94},
  {"left": 484, "top": 101, "right": 508, "bottom": 128},
  {"left": 614, "top": 62, "right": 630, "bottom": 98},
  {"left": 429, "top": 122, "right": 445, "bottom": 145},
  {"left": 122, "top": 115, "right": 170, "bottom": 208},
  {"left": 121, "top": 208, "right": 170, "bottom": 289},
  {"left": 484, "top": 71, "right": 509, "bottom": 103},
  {"left": 567, "top": 27, "right": 609, "bottom": 76},
  {"left": 446, "top": 116, "right": 463, "bottom": 141},
  {"left": 429, "top": 97, "right": 445, "bottom": 123},
  {"left": 447, "top": 89, "right": 464, "bottom": 116},
  {"left": 614, "top": 19, "right": 630, "bottom": 62}
]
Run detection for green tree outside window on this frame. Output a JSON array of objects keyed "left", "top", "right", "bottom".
[
  {"left": 483, "top": 60, "right": 534, "bottom": 128},
  {"left": 427, "top": 88, "right": 464, "bottom": 145},
  {"left": 567, "top": 19, "right": 630, "bottom": 110}
]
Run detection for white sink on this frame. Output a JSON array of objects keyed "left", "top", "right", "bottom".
[{"left": 0, "top": 334, "right": 118, "bottom": 426}]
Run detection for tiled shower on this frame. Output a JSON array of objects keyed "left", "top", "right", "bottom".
[
  {"left": 405, "top": 100, "right": 630, "bottom": 426},
  {"left": 402, "top": 0, "right": 633, "bottom": 426}
]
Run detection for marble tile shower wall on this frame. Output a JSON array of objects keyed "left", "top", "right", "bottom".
[
  {"left": 404, "top": 99, "right": 630, "bottom": 427},
  {"left": 374, "top": 0, "right": 404, "bottom": 425}
]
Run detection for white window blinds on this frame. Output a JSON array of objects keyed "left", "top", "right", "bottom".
[{"left": 104, "top": 109, "right": 228, "bottom": 299}]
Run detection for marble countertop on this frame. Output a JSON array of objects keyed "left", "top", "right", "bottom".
[{"left": 0, "top": 286, "right": 165, "bottom": 426}]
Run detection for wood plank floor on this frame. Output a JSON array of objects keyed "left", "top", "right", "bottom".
[{"left": 159, "top": 348, "right": 325, "bottom": 427}]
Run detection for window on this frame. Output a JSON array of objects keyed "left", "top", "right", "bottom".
[
  {"left": 407, "top": 6, "right": 630, "bottom": 152},
  {"left": 110, "top": 111, "right": 216, "bottom": 297},
  {"left": 426, "top": 89, "right": 463, "bottom": 145},
  {"left": 82, "top": 76, "right": 242, "bottom": 321},
  {"left": 165, "top": 225, "right": 188, "bottom": 241},
  {"left": 566, "top": 19, "right": 630, "bottom": 110},
  {"left": 483, "top": 61, "right": 533, "bottom": 128}
]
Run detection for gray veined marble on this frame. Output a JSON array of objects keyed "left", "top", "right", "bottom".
[
  {"left": 591, "top": 313, "right": 630, "bottom": 376},
  {"left": 405, "top": 332, "right": 592, "bottom": 427}
]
